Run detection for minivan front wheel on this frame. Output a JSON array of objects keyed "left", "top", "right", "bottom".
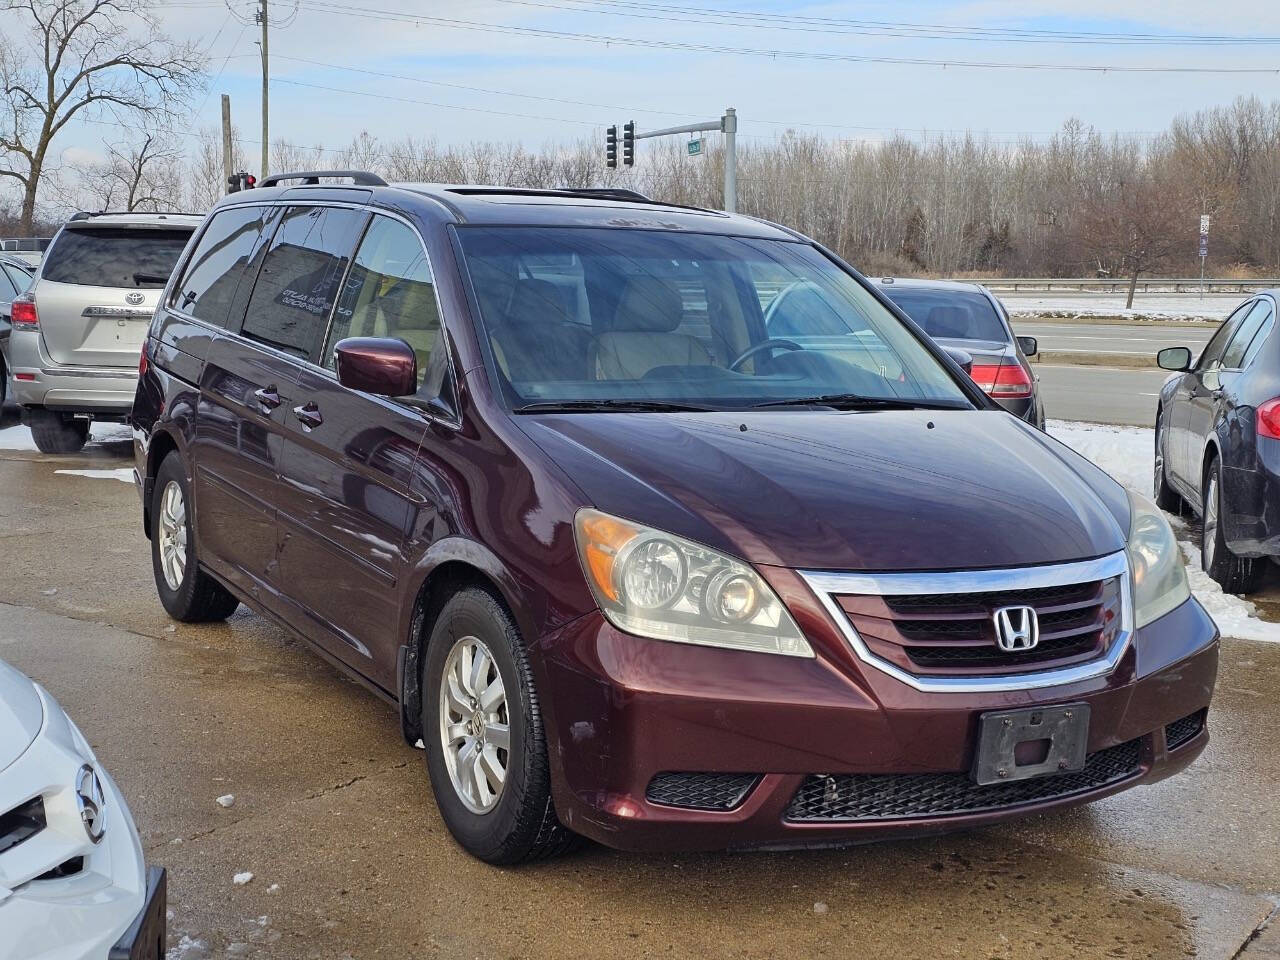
[
  {"left": 150, "top": 452, "right": 240, "bottom": 622},
  {"left": 27, "top": 408, "right": 89, "bottom": 454},
  {"left": 422, "top": 586, "right": 576, "bottom": 864}
]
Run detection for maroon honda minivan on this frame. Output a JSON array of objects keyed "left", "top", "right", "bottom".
[{"left": 131, "top": 173, "right": 1217, "bottom": 863}]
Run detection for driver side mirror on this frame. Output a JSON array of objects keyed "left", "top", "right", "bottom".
[
  {"left": 334, "top": 337, "right": 417, "bottom": 397},
  {"left": 1157, "top": 346, "right": 1192, "bottom": 372},
  {"left": 1016, "top": 336, "right": 1038, "bottom": 358},
  {"left": 942, "top": 345, "right": 973, "bottom": 375}
]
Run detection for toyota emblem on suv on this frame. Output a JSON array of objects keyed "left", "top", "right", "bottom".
[
  {"left": 993, "top": 605, "right": 1040, "bottom": 652},
  {"left": 75, "top": 764, "right": 107, "bottom": 843},
  {"left": 125, "top": 292, "right": 144, "bottom": 305}
]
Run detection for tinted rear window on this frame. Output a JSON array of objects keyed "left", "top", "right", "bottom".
[
  {"left": 41, "top": 227, "right": 192, "bottom": 288},
  {"left": 882, "top": 288, "right": 1008, "bottom": 343}
]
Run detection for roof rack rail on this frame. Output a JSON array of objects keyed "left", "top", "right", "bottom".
[
  {"left": 68, "top": 210, "right": 199, "bottom": 221},
  {"left": 560, "top": 187, "right": 651, "bottom": 202},
  {"left": 259, "top": 170, "right": 387, "bottom": 188}
]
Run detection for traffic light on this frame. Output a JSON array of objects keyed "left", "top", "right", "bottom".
[
  {"left": 606, "top": 125, "right": 617, "bottom": 169},
  {"left": 622, "top": 121, "right": 635, "bottom": 167},
  {"left": 226, "top": 171, "right": 257, "bottom": 193}
]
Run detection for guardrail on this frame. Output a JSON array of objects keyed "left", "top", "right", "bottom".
[{"left": 963, "top": 278, "right": 1279, "bottom": 294}]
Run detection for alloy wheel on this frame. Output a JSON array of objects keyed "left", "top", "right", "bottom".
[
  {"left": 158, "top": 480, "right": 188, "bottom": 591},
  {"left": 439, "top": 635, "right": 510, "bottom": 815},
  {"left": 1204, "top": 474, "right": 1219, "bottom": 570}
]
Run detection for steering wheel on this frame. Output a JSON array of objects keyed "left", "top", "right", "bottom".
[{"left": 729, "top": 338, "right": 804, "bottom": 372}]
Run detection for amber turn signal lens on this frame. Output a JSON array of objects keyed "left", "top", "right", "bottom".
[{"left": 577, "top": 510, "right": 639, "bottom": 604}]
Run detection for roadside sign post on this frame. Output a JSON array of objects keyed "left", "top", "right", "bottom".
[
  {"left": 1199, "top": 215, "right": 1211, "bottom": 299},
  {"left": 605, "top": 108, "right": 738, "bottom": 212}
]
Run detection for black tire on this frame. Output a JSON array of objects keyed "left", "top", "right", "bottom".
[
  {"left": 1201, "top": 457, "right": 1264, "bottom": 594},
  {"left": 151, "top": 452, "right": 240, "bottom": 622},
  {"left": 1153, "top": 412, "right": 1182, "bottom": 513},
  {"left": 28, "top": 408, "right": 89, "bottom": 454},
  {"left": 422, "top": 586, "right": 576, "bottom": 864}
]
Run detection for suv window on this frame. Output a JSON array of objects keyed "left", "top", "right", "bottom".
[
  {"left": 1198, "top": 301, "right": 1252, "bottom": 370},
  {"left": 879, "top": 288, "right": 1008, "bottom": 343},
  {"left": 1222, "top": 300, "right": 1272, "bottom": 369},
  {"left": 1239, "top": 301, "right": 1275, "bottom": 370},
  {"left": 41, "top": 227, "right": 191, "bottom": 288},
  {"left": 323, "top": 216, "right": 442, "bottom": 388},
  {"left": 172, "top": 206, "right": 271, "bottom": 327},
  {"left": 240, "top": 205, "right": 366, "bottom": 361},
  {"left": 3, "top": 264, "right": 32, "bottom": 294}
]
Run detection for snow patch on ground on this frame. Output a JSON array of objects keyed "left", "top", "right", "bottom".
[
  {"left": 1001, "top": 293, "right": 1238, "bottom": 321},
  {"left": 232, "top": 871, "right": 254, "bottom": 886},
  {"left": 0, "top": 421, "right": 132, "bottom": 451},
  {"left": 1048, "top": 419, "right": 1280, "bottom": 644},
  {"left": 54, "top": 467, "right": 133, "bottom": 483}
]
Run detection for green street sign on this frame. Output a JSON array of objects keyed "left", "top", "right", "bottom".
[{"left": 687, "top": 138, "right": 703, "bottom": 156}]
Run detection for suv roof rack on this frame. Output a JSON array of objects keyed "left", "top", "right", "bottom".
[
  {"left": 446, "top": 186, "right": 654, "bottom": 204},
  {"left": 68, "top": 210, "right": 199, "bottom": 221},
  {"left": 259, "top": 170, "right": 387, "bottom": 188}
]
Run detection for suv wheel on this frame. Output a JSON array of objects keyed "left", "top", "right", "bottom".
[
  {"left": 151, "top": 452, "right": 240, "bottom": 622},
  {"left": 28, "top": 408, "right": 89, "bottom": 454},
  {"left": 1153, "top": 412, "right": 1182, "bottom": 512},
  {"left": 422, "top": 586, "right": 576, "bottom": 864},
  {"left": 1202, "top": 458, "right": 1263, "bottom": 593}
]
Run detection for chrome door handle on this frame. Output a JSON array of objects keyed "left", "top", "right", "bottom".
[
  {"left": 293, "top": 401, "right": 323, "bottom": 430},
  {"left": 253, "top": 385, "right": 281, "bottom": 411}
]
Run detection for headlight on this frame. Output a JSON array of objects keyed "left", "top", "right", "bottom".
[
  {"left": 1126, "top": 489, "right": 1191, "bottom": 628},
  {"left": 574, "top": 509, "right": 813, "bottom": 657}
]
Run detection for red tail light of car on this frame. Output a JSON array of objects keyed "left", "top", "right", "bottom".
[
  {"left": 1257, "top": 398, "right": 1280, "bottom": 439},
  {"left": 969, "top": 361, "right": 1034, "bottom": 399},
  {"left": 10, "top": 294, "right": 37, "bottom": 330}
]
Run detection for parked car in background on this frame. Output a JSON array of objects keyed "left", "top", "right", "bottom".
[
  {"left": 0, "top": 656, "right": 166, "bottom": 960},
  {"left": 0, "top": 253, "right": 35, "bottom": 407},
  {"left": 134, "top": 174, "right": 1214, "bottom": 865},
  {"left": 1156, "top": 291, "right": 1279, "bottom": 593},
  {"left": 8, "top": 211, "right": 199, "bottom": 452},
  {"left": 876, "top": 278, "right": 1045, "bottom": 428},
  {"left": 0, "top": 237, "right": 52, "bottom": 268}
]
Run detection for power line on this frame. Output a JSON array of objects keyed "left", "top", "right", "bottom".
[
  {"left": 291, "top": 0, "right": 1280, "bottom": 73},
  {"left": 498, "top": 0, "right": 1280, "bottom": 46}
]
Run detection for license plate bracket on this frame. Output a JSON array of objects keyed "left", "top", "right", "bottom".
[
  {"left": 972, "top": 703, "right": 1090, "bottom": 786},
  {"left": 109, "top": 866, "right": 166, "bottom": 960}
]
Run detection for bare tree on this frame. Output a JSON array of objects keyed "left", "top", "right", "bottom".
[
  {"left": 0, "top": 0, "right": 202, "bottom": 232},
  {"left": 73, "top": 130, "right": 182, "bottom": 211}
]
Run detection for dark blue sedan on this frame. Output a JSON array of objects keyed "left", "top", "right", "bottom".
[{"left": 1156, "top": 291, "right": 1280, "bottom": 592}]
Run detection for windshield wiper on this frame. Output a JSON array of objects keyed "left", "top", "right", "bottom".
[
  {"left": 513, "top": 399, "right": 717, "bottom": 414},
  {"left": 132, "top": 271, "right": 170, "bottom": 286},
  {"left": 752, "top": 394, "right": 965, "bottom": 411}
]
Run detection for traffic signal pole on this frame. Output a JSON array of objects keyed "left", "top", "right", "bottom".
[{"left": 610, "top": 108, "right": 738, "bottom": 212}]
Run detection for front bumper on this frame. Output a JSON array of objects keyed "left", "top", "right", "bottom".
[
  {"left": 0, "top": 686, "right": 156, "bottom": 960},
  {"left": 539, "top": 594, "right": 1218, "bottom": 852},
  {"left": 8, "top": 328, "right": 137, "bottom": 414}
]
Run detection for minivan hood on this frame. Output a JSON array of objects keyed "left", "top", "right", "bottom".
[
  {"left": 0, "top": 659, "right": 44, "bottom": 772},
  {"left": 519, "top": 409, "right": 1129, "bottom": 571}
]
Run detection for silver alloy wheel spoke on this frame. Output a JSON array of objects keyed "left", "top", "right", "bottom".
[
  {"left": 439, "top": 635, "right": 510, "bottom": 815},
  {"left": 1205, "top": 477, "right": 1218, "bottom": 567},
  {"left": 158, "top": 481, "right": 187, "bottom": 590}
]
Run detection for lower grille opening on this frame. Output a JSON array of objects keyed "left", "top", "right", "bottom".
[
  {"left": 785, "top": 738, "right": 1143, "bottom": 822},
  {"left": 36, "top": 856, "right": 84, "bottom": 881},
  {"left": 1165, "top": 710, "right": 1206, "bottom": 751},
  {"left": 0, "top": 796, "right": 46, "bottom": 855},
  {"left": 646, "top": 772, "right": 759, "bottom": 811}
]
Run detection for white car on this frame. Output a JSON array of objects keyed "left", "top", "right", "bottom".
[{"left": 0, "top": 658, "right": 165, "bottom": 960}]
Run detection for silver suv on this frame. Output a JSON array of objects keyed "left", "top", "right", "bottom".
[{"left": 9, "top": 212, "right": 199, "bottom": 452}]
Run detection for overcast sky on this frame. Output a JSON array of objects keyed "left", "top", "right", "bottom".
[{"left": 46, "top": 0, "right": 1280, "bottom": 166}]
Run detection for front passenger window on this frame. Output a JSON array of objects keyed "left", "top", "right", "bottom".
[{"left": 324, "top": 217, "right": 442, "bottom": 392}]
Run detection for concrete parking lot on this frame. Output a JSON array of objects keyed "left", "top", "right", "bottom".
[{"left": 0, "top": 412, "right": 1278, "bottom": 959}]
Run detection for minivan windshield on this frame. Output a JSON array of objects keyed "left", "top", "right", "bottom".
[
  {"left": 41, "top": 227, "right": 192, "bottom": 288},
  {"left": 880, "top": 287, "right": 1008, "bottom": 345},
  {"left": 456, "top": 227, "right": 971, "bottom": 411}
]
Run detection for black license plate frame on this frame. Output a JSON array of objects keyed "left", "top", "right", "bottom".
[{"left": 972, "top": 703, "right": 1090, "bottom": 786}]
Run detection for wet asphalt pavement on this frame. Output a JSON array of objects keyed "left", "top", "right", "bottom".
[{"left": 1, "top": 421, "right": 1279, "bottom": 959}]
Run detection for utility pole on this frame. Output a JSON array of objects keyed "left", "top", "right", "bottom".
[
  {"left": 257, "top": 0, "right": 268, "bottom": 181},
  {"left": 617, "top": 108, "right": 739, "bottom": 212},
  {"left": 221, "top": 94, "right": 233, "bottom": 192}
]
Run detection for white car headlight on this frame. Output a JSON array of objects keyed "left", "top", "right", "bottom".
[
  {"left": 574, "top": 509, "right": 813, "bottom": 657},
  {"left": 1126, "top": 489, "right": 1191, "bottom": 628}
]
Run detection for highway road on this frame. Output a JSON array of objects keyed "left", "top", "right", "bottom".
[
  {"left": 1034, "top": 363, "right": 1169, "bottom": 427},
  {"left": 1011, "top": 320, "right": 1216, "bottom": 357}
]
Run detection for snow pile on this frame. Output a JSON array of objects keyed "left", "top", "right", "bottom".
[
  {"left": 54, "top": 468, "right": 133, "bottom": 483},
  {"left": 1001, "top": 293, "right": 1237, "bottom": 321},
  {"left": 0, "top": 421, "right": 132, "bottom": 451},
  {"left": 1048, "top": 419, "right": 1280, "bottom": 644}
]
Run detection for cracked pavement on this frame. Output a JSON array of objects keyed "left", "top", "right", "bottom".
[{"left": 1, "top": 424, "right": 1279, "bottom": 959}]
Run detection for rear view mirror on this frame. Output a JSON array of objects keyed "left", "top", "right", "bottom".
[
  {"left": 334, "top": 337, "right": 417, "bottom": 397},
  {"left": 1157, "top": 346, "right": 1192, "bottom": 372},
  {"left": 1017, "top": 336, "right": 1038, "bottom": 358},
  {"left": 942, "top": 345, "right": 973, "bottom": 375}
]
